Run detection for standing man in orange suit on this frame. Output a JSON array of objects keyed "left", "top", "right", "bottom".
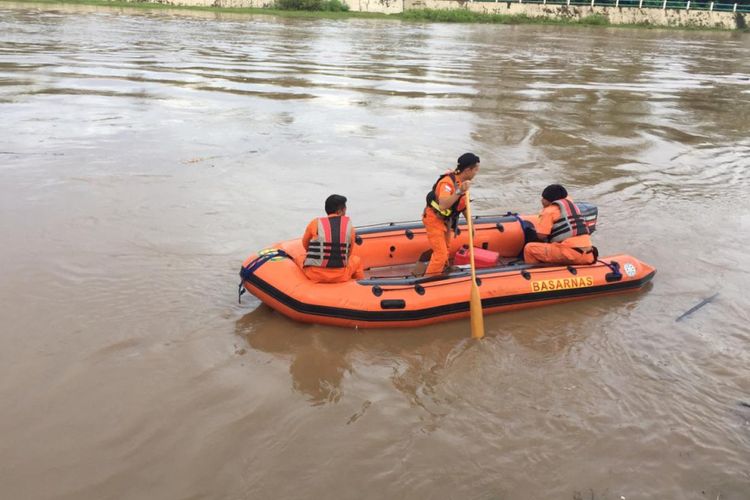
[{"left": 420, "top": 153, "right": 481, "bottom": 276}]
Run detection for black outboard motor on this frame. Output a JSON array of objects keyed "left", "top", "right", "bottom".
[
  {"left": 576, "top": 202, "right": 598, "bottom": 234},
  {"left": 519, "top": 202, "right": 598, "bottom": 248}
]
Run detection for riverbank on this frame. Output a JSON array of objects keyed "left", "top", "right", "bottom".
[
  {"left": 1, "top": 0, "right": 747, "bottom": 30},
  {"left": 0, "top": 0, "right": 389, "bottom": 18}
]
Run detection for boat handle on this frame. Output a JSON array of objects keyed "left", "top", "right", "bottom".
[{"left": 380, "top": 299, "right": 406, "bottom": 310}]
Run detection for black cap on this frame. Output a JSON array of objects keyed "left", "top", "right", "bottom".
[
  {"left": 325, "top": 194, "right": 347, "bottom": 214},
  {"left": 456, "top": 152, "right": 480, "bottom": 172},
  {"left": 542, "top": 184, "right": 568, "bottom": 202}
]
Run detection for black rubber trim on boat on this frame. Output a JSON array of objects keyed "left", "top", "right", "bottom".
[
  {"left": 242, "top": 271, "right": 656, "bottom": 323},
  {"left": 381, "top": 299, "right": 406, "bottom": 310},
  {"left": 356, "top": 217, "right": 514, "bottom": 235},
  {"left": 361, "top": 261, "right": 619, "bottom": 288}
]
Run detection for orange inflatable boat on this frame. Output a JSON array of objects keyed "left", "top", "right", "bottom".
[{"left": 239, "top": 204, "right": 655, "bottom": 328}]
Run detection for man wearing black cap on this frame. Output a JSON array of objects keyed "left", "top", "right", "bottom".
[
  {"left": 523, "top": 184, "right": 596, "bottom": 266},
  {"left": 299, "top": 194, "right": 364, "bottom": 283},
  {"left": 419, "top": 153, "right": 480, "bottom": 276}
]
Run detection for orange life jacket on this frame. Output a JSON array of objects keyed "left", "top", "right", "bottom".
[
  {"left": 303, "top": 216, "right": 353, "bottom": 268},
  {"left": 426, "top": 173, "right": 464, "bottom": 219},
  {"left": 549, "top": 199, "right": 591, "bottom": 243}
]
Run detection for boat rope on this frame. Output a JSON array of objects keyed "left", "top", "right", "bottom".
[{"left": 238, "top": 249, "right": 290, "bottom": 304}]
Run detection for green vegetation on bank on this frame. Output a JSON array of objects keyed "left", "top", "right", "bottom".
[
  {"left": 0, "top": 0, "right": 742, "bottom": 30},
  {"left": 402, "top": 9, "right": 611, "bottom": 26},
  {"left": 274, "top": 0, "right": 348, "bottom": 12}
]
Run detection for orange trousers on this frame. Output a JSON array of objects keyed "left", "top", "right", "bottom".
[
  {"left": 424, "top": 218, "right": 452, "bottom": 275},
  {"left": 302, "top": 255, "right": 364, "bottom": 283},
  {"left": 523, "top": 242, "right": 595, "bottom": 266}
]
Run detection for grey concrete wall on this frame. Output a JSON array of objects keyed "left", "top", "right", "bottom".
[
  {"left": 406, "top": 0, "right": 746, "bottom": 29},
  {"left": 345, "top": 0, "right": 403, "bottom": 13},
  {"left": 118, "top": 0, "right": 747, "bottom": 28},
  {"left": 139, "top": 0, "right": 270, "bottom": 7},
  {"left": 124, "top": 0, "right": 402, "bottom": 12}
]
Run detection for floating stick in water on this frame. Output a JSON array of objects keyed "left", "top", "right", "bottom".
[{"left": 675, "top": 293, "right": 719, "bottom": 322}]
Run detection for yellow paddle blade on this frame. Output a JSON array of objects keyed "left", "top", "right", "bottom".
[
  {"left": 470, "top": 281, "right": 485, "bottom": 339},
  {"left": 464, "top": 190, "right": 485, "bottom": 339}
]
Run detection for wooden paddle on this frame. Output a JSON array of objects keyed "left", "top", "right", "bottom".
[{"left": 464, "top": 190, "right": 485, "bottom": 339}]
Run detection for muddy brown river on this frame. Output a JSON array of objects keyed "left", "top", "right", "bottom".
[{"left": 1, "top": 3, "right": 749, "bottom": 499}]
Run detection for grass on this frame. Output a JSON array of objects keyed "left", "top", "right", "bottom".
[
  {"left": 274, "top": 0, "right": 349, "bottom": 12},
  {"left": 0, "top": 0, "right": 742, "bottom": 30},
  {"left": 401, "top": 8, "right": 613, "bottom": 26}
]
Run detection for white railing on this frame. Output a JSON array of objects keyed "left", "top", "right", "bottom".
[{"left": 472, "top": 0, "right": 745, "bottom": 13}]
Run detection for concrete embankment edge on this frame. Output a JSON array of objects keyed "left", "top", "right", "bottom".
[{"left": 116, "top": 0, "right": 747, "bottom": 29}]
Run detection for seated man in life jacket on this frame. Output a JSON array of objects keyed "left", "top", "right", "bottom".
[
  {"left": 299, "top": 194, "right": 365, "bottom": 284},
  {"left": 416, "top": 153, "right": 480, "bottom": 276},
  {"left": 523, "top": 184, "right": 597, "bottom": 266}
]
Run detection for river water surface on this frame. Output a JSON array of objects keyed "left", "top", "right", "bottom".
[{"left": 1, "top": 3, "right": 749, "bottom": 499}]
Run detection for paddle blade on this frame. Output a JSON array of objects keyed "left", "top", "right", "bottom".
[{"left": 470, "top": 282, "right": 485, "bottom": 339}]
